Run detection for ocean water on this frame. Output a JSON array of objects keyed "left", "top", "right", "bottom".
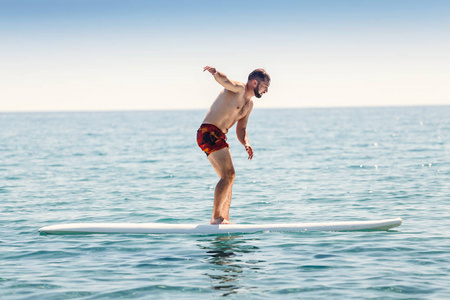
[{"left": 1, "top": 106, "right": 449, "bottom": 299}]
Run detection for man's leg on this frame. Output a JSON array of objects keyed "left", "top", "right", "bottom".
[
  {"left": 207, "top": 147, "right": 235, "bottom": 224},
  {"left": 223, "top": 187, "right": 232, "bottom": 221}
]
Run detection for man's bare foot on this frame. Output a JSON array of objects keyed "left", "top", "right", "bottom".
[{"left": 210, "top": 217, "right": 234, "bottom": 225}]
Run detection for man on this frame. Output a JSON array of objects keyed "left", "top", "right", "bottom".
[{"left": 197, "top": 66, "right": 271, "bottom": 224}]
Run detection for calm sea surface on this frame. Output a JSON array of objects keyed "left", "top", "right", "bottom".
[{"left": 1, "top": 106, "right": 449, "bottom": 299}]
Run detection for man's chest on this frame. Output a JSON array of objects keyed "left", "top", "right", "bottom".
[{"left": 235, "top": 100, "right": 251, "bottom": 119}]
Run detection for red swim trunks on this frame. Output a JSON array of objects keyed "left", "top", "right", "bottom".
[{"left": 197, "top": 123, "right": 229, "bottom": 156}]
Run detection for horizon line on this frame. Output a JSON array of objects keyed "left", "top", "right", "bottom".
[{"left": 1, "top": 103, "right": 449, "bottom": 114}]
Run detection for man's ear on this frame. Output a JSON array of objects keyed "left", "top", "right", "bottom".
[{"left": 252, "top": 79, "right": 259, "bottom": 87}]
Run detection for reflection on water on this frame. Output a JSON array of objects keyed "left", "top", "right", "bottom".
[{"left": 197, "top": 235, "right": 264, "bottom": 297}]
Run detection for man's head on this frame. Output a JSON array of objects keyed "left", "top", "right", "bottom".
[{"left": 248, "top": 69, "right": 270, "bottom": 98}]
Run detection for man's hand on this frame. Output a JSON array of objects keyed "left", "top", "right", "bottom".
[
  {"left": 245, "top": 144, "right": 253, "bottom": 160},
  {"left": 203, "top": 66, "right": 217, "bottom": 75}
]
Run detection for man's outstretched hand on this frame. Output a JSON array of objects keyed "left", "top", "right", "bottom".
[{"left": 203, "top": 66, "right": 217, "bottom": 75}]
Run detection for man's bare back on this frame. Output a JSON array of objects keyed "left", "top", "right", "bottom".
[{"left": 197, "top": 66, "right": 270, "bottom": 224}]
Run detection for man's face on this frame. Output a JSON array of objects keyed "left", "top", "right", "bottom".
[{"left": 254, "top": 80, "right": 270, "bottom": 98}]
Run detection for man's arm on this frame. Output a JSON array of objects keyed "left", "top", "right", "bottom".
[
  {"left": 203, "top": 66, "right": 245, "bottom": 94},
  {"left": 236, "top": 102, "right": 254, "bottom": 160}
]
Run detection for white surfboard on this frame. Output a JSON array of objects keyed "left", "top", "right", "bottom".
[{"left": 38, "top": 218, "right": 402, "bottom": 235}]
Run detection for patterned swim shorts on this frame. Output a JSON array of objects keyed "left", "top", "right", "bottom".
[{"left": 197, "top": 123, "right": 229, "bottom": 156}]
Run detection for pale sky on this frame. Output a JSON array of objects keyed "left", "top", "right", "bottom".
[{"left": 1, "top": 0, "right": 449, "bottom": 112}]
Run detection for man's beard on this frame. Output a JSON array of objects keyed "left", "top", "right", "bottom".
[{"left": 254, "top": 83, "right": 262, "bottom": 98}]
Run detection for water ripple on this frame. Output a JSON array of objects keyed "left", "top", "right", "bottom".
[{"left": 1, "top": 107, "right": 449, "bottom": 299}]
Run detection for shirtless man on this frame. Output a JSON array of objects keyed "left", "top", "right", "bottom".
[{"left": 197, "top": 66, "right": 271, "bottom": 224}]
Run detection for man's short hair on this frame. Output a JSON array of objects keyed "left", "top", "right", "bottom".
[{"left": 248, "top": 69, "right": 270, "bottom": 83}]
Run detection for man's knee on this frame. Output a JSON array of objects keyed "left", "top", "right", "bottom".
[{"left": 222, "top": 168, "right": 235, "bottom": 181}]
